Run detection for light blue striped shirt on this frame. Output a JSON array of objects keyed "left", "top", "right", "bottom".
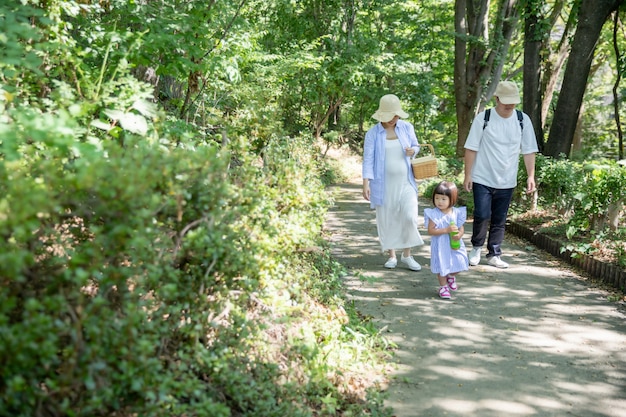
[{"left": 362, "top": 120, "right": 420, "bottom": 208}]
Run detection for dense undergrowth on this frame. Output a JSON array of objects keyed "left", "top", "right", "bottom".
[
  {"left": 0, "top": 1, "right": 401, "bottom": 414},
  {"left": 0, "top": 111, "right": 394, "bottom": 416}
]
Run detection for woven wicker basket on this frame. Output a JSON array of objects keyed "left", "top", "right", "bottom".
[{"left": 411, "top": 144, "right": 438, "bottom": 180}]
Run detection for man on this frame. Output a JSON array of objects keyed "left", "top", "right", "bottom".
[{"left": 463, "top": 81, "right": 538, "bottom": 268}]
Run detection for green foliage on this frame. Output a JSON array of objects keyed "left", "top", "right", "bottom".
[
  {"left": 534, "top": 154, "right": 583, "bottom": 214},
  {"left": 0, "top": 115, "right": 392, "bottom": 415},
  {"left": 0, "top": 1, "right": 393, "bottom": 410},
  {"left": 569, "top": 163, "right": 626, "bottom": 233},
  {"left": 0, "top": 2, "right": 45, "bottom": 82},
  {"left": 513, "top": 155, "right": 626, "bottom": 267}
]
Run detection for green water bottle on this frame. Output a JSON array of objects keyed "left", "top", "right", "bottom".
[{"left": 449, "top": 220, "right": 460, "bottom": 250}]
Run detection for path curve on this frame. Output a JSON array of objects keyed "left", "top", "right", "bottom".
[{"left": 325, "top": 178, "right": 626, "bottom": 417}]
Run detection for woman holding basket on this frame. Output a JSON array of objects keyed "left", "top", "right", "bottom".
[{"left": 362, "top": 94, "right": 424, "bottom": 271}]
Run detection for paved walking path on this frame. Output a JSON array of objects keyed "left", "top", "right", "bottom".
[{"left": 325, "top": 179, "right": 626, "bottom": 417}]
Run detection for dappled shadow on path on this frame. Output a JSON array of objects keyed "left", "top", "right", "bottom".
[{"left": 325, "top": 182, "right": 626, "bottom": 417}]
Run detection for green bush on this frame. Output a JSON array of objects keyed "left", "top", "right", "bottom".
[
  {"left": 0, "top": 3, "right": 394, "bottom": 415},
  {"left": 512, "top": 155, "right": 626, "bottom": 268},
  {"left": 533, "top": 154, "right": 584, "bottom": 214},
  {"left": 0, "top": 122, "right": 253, "bottom": 415},
  {"left": 0, "top": 101, "right": 393, "bottom": 414}
]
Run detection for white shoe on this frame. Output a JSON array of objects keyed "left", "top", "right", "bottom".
[
  {"left": 488, "top": 256, "right": 509, "bottom": 269},
  {"left": 469, "top": 247, "right": 482, "bottom": 266},
  {"left": 384, "top": 257, "right": 397, "bottom": 269},
  {"left": 400, "top": 255, "right": 422, "bottom": 271}
]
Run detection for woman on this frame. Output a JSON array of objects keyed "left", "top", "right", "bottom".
[{"left": 362, "top": 94, "right": 424, "bottom": 270}]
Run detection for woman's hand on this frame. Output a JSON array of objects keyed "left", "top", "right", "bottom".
[
  {"left": 363, "top": 181, "right": 370, "bottom": 201},
  {"left": 405, "top": 147, "right": 415, "bottom": 157}
]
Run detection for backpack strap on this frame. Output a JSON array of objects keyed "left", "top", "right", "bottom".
[
  {"left": 482, "top": 108, "right": 491, "bottom": 130},
  {"left": 483, "top": 108, "right": 524, "bottom": 132}
]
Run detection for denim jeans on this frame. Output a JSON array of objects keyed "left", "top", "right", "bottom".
[{"left": 471, "top": 183, "right": 514, "bottom": 258}]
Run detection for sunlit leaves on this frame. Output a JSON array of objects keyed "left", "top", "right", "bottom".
[{"left": 0, "top": 3, "right": 44, "bottom": 76}]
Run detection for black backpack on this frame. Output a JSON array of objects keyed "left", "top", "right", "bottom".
[{"left": 482, "top": 108, "right": 523, "bottom": 131}]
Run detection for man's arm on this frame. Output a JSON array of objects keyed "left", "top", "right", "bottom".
[
  {"left": 523, "top": 153, "right": 536, "bottom": 194},
  {"left": 463, "top": 149, "right": 477, "bottom": 192}
]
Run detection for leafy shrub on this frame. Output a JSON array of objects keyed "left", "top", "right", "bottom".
[
  {"left": 0, "top": 3, "right": 394, "bottom": 415},
  {"left": 534, "top": 154, "right": 584, "bottom": 215},
  {"left": 0, "top": 118, "right": 254, "bottom": 415},
  {"left": 511, "top": 155, "right": 626, "bottom": 269},
  {"left": 0, "top": 101, "right": 392, "bottom": 415},
  {"left": 569, "top": 163, "right": 626, "bottom": 233}
]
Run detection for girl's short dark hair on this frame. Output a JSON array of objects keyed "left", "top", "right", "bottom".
[{"left": 432, "top": 181, "right": 458, "bottom": 207}]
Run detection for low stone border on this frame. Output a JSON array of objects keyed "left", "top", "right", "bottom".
[{"left": 507, "top": 221, "right": 626, "bottom": 293}]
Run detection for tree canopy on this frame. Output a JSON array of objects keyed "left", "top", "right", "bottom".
[{"left": 2, "top": 0, "right": 624, "bottom": 159}]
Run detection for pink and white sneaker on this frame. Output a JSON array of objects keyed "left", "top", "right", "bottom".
[
  {"left": 446, "top": 275, "right": 458, "bottom": 291},
  {"left": 439, "top": 286, "right": 451, "bottom": 299}
]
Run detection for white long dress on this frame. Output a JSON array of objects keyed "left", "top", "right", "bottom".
[{"left": 376, "top": 139, "right": 424, "bottom": 252}]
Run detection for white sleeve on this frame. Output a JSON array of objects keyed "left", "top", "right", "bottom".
[{"left": 520, "top": 113, "right": 539, "bottom": 154}]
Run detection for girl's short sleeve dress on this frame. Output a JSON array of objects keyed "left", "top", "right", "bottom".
[{"left": 423, "top": 207, "right": 469, "bottom": 277}]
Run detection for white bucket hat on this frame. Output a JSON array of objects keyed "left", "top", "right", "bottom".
[
  {"left": 494, "top": 81, "right": 521, "bottom": 104},
  {"left": 372, "top": 94, "right": 409, "bottom": 122}
]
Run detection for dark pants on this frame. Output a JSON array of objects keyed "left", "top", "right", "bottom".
[{"left": 471, "top": 183, "right": 514, "bottom": 258}]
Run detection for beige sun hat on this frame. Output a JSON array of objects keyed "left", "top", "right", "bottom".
[
  {"left": 494, "top": 81, "right": 521, "bottom": 104},
  {"left": 372, "top": 94, "right": 409, "bottom": 122}
]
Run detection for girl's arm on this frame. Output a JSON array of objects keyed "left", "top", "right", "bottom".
[{"left": 427, "top": 221, "right": 454, "bottom": 236}]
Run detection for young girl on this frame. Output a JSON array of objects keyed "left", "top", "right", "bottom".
[{"left": 424, "top": 181, "right": 469, "bottom": 299}]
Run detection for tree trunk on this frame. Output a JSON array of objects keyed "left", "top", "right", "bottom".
[
  {"left": 540, "top": 0, "right": 573, "bottom": 129},
  {"left": 544, "top": 0, "right": 623, "bottom": 158},
  {"left": 523, "top": 0, "right": 544, "bottom": 153},
  {"left": 612, "top": 11, "right": 624, "bottom": 160},
  {"left": 571, "top": 104, "right": 584, "bottom": 154},
  {"left": 454, "top": 0, "right": 474, "bottom": 158},
  {"left": 454, "top": 0, "right": 520, "bottom": 157}
]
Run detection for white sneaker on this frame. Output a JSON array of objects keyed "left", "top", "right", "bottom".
[
  {"left": 384, "top": 257, "right": 397, "bottom": 269},
  {"left": 400, "top": 255, "right": 422, "bottom": 271},
  {"left": 469, "top": 247, "right": 482, "bottom": 266},
  {"left": 488, "top": 256, "right": 509, "bottom": 269}
]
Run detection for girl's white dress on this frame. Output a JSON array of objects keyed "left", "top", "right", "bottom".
[
  {"left": 376, "top": 139, "right": 424, "bottom": 251},
  {"left": 423, "top": 207, "right": 469, "bottom": 276}
]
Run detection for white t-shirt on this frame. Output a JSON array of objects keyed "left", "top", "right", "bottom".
[{"left": 464, "top": 109, "right": 538, "bottom": 189}]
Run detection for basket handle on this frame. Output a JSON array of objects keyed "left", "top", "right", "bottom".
[{"left": 419, "top": 143, "right": 435, "bottom": 157}]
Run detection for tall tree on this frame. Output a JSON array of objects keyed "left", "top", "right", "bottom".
[
  {"left": 454, "top": 0, "right": 521, "bottom": 157},
  {"left": 544, "top": 0, "right": 623, "bottom": 158},
  {"left": 522, "top": 0, "right": 579, "bottom": 153},
  {"left": 538, "top": 0, "right": 577, "bottom": 130},
  {"left": 611, "top": 10, "right": 625, "bottom": 160},
  {"left": 523, "top": 0, "right": 545, "bottom": 152}
]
